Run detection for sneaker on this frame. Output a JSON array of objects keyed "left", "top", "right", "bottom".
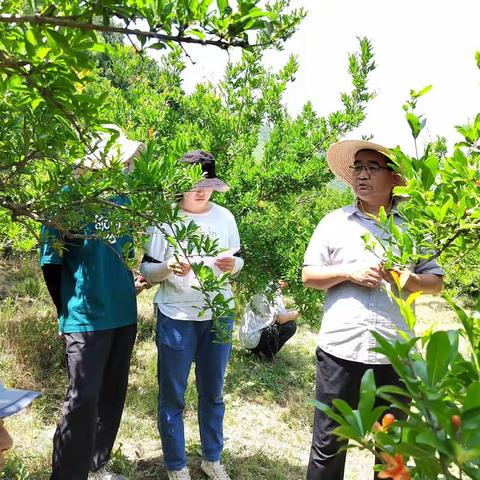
[
  {"left": 167, "top": 467, "right": 192, "bottom": 480},
  {"left": 99, "top": 474, "right": 127, "bottom": 480},
  {"left": 200, "top": 460, "right": 231, "bottom": 480},
  {"left": 89, "top": 469, "right": 127, "bottom": 480}
]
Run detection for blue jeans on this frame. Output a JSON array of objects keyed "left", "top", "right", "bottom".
[{"left": 156, "top": 310, "right": 233, "bottom": 471}]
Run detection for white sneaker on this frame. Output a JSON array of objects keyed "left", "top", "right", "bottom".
[
  {"left": 99, "top": 474, "right": 127, "bottom": 480},
  {"left": 89, "top": 469, "right": 127, "bottom": 480},
  {"left": 167, "top": 467, "right": 192, "bottom": 480},
  {"left": 200, "top": 460, "right": 231, "bottom": 480}
]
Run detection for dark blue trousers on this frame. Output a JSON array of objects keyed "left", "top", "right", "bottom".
[{"left": 156, "top": 310, "right": 233, "bottom": 471}]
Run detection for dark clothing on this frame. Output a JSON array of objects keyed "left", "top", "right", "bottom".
[
  {"left": 42, "top": 264, "right": 63, "bottom": 315},
  {"left": 250, "top": 321, "right": 297, "bottom": 360},
  {"left": 50, "top": 324, "right": 137, "bottom": 480},
  {"left": 306, "top": 348, "right": 407, "bottom": 480}
]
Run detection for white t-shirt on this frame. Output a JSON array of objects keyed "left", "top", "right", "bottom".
[
  {"left": 238, "top": 289, "right": 287, "bottom": 349},
  {"left": 141, "top": 202, "right": 243, "bottom": 320}
]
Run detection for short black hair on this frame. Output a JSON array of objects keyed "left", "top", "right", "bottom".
[{"left": 355, "top": 149, "right": 393, "bottom": 170}]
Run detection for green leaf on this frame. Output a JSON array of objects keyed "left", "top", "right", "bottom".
[
  {"left": 186, "top": 29, "right": 206, "bottom": 40},
  {"left": 426, "top": 331, "right": 452, "bottom": 386},
  {"left": 358, "top": 369, "right": 376, "bottom": 428},
  {"left": 217, "top": 0, "right": 228, "bottom": 14},
  {"left": 89, "top": 42, "right": 109, "bottom": 53},
  {"left": 417, "top": 85, "right": 433, "bottom": 97},
  {"left": 463, "top": 382, "right": 480, "bottom": 411},
  {"left": 149, "top": 41, "right": 167, "bottom": 50},
  {"left": 406, "top": 290, "right": 422, "bottom": 306},
  {"left": 36, "top": 46, "right": 50, "bottom": 60},
  {"left": 30, "top": 96, "right": 43, "bottom": 111},
  {"left": 406, "top": 112, "right": 422, "bottom": 139},
  {"left": 25, "top": 29, "right": 36, "bottom": 46},
  {"left": 416, "top": 430, "right": 450, "bottom": 454},
  {"left": 308, "top": 400, "right": 345, "bottom": 426}
]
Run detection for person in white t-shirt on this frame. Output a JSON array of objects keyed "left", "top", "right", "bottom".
[
  {"left": 140, "top": 151, "right": 243, "bottom": 480},
  {"left": 239, "top": 280, "right": 298, "bottom": 360}
]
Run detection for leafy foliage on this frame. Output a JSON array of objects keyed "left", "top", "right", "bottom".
[
  {"left": 316, "top": 299, "right": 480, "bottom": 480},
  {"left": 0, "top": 0, "right": 303, "bottom": 337},
  {"left": 86, "top": 38, "right": 374, "bottom": 320}
]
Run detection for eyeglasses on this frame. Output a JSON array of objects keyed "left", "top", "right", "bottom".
[{"left": 349, "top": 163, "right": 391, "bottom": 175}]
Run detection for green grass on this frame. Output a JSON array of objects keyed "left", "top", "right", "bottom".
[{"left": 0, "top": 257, "right": 465, "bottom": 479}]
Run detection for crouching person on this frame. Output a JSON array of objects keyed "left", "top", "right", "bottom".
[{"left": 239, "top": 280, "right": 299, "bottom": 360}]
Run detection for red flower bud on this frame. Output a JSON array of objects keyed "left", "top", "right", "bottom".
[{"left": 451, "top": 415, "right": 462, "bottom": 430}]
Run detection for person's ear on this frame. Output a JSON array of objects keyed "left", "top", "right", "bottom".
[{"left": 392, "top": 172, "right": 404, "bottom": 187}]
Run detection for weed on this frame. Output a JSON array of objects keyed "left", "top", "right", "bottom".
[{"left": 1, "top": 454, "right": 31, "bottom": 480}]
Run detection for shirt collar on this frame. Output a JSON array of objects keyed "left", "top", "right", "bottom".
[{"left": 346, "top": 197, "right": 402, "bottom": 219}]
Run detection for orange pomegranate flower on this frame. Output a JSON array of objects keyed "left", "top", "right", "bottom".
[
  {"left": 378, "top": 453, "right": 410, "bottom": 480},
  {"left": 373, "top": 413, "right": 396, "bottom": 433}
]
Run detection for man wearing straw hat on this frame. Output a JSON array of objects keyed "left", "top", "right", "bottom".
[
  {"left": 302, "top": 140, "right": 443, "bottom": 479},
  {"left": 40, "top": 125, "right": 145, "bottom": 480}
]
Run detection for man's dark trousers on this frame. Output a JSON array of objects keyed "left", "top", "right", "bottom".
[
  {"left": 306, "top": 347, "right": 407, "bottom": 480},
  {"left": 50, "top": 323, "right": 137, "bottom": 480}
]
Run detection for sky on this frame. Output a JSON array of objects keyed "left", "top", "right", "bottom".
[{"left": 153, "top": 0, "right": 480, "bottom": 154}]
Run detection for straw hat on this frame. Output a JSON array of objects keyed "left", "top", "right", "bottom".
[
  {"left": 179, "top": 150, "right": 229, "bottom": 192},
  {"left": 79, "top": 124, "right": 146, "bottom": 171},
  {"left": 326, "top": 140, "right": 391, "bottom": 186}
]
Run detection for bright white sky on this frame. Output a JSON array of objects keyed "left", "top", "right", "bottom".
[{"left": 159, "top": 0, "right": 480, "bottom": 154}]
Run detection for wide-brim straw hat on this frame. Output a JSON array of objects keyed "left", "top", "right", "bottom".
[
  {"left": 79, "top": 124, "right": 146, "bottom": 171},
  {"left": 326, "top": 139, "right": 391, "bottom": 186}
]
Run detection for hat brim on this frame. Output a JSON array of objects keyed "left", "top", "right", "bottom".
[
  {"left": 0, "top": 388, "right": 39, "bottom": 418},
  {"left": 81, "top": 125, "right": 146, "bottom": 170},
  {"left": 326, "top": 140, "right": 392, "bottom": 186},
  {"left": 194, "top": 178, "right": 229, "bottom": 193}
]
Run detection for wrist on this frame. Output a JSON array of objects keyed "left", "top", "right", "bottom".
[
  {"left": 404, "top": 271, "right": 417, "bottom": 291},
  {"left": 166, "top": 257, "right": 176, "bottom": 272},
  {"left": 342, "top": 265, "right": 355, "bottom": 282}
]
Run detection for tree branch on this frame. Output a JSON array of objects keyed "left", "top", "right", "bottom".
[{"left": 0, "top": 15, "right": 254, "bottom": 50}]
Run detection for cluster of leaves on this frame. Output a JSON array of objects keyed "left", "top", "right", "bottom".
[
  {"left": 86, "top": 36, "right": 374, "bottom": 321},
  {"left": 362, "top": 87, "right": 479, "bottom": 289},
  {"left": 316, "top": 297, "right": 480, "bottom": 479},
  {"left": 390, "top": 88, "right": 479, "bottom": 269},
  {"left": 0, "top": 0, "right": 375, "bottom": 328},
  {"left": 0, "top": 0, "right": 303, "bottom": 338},
  {"left": 0, "top": 0, "right": 303, "bottom": 234}
]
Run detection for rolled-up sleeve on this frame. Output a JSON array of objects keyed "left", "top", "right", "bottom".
[
  {"left": 228, "top": 212, "right": 243, "bottom": 277},
  {"left": 303, "top": 218, "right": 331, "bottom": 267},
  {"left": 140, "top": 226, "right": 173, "bottom": 284},
  {"left": 414, "top": 255, "right": 444, "bottom": 276}
]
